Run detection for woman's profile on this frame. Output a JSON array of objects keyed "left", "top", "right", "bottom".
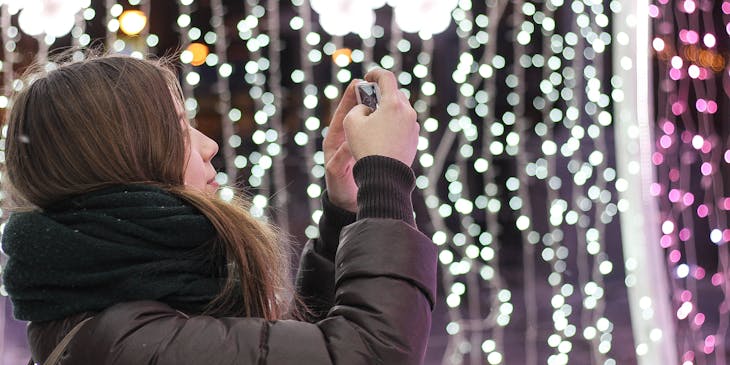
[{"left": 1, "top": 53, "right": 436, "bottom": 364}]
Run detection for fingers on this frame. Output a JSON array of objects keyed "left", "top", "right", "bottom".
[
  {"left": 343, "top": 104, "right": 373, "bottom": 125},
  {"left": 364, "top": 68, "right": 399, "bottom": 102},
  {"left": 326, "top": 141, "right": 354, "bottom": 178},
  {"left": 397, "top": 88, "right": 410, "bottom": 105},
  {"left": 329, "top": 79, "right": 360, "bottom": 133}
]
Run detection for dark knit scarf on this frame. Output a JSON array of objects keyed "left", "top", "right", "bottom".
[{"left": 1, "top": 184, "right": 226, "bottom": 322}]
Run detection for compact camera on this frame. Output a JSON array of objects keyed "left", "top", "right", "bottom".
[{"left": 355, "top": 81, "right": 381, "bottom": 111}]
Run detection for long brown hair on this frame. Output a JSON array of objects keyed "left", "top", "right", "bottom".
[{"left": 3, "top": 52, "right": 292, "bottom": 320}]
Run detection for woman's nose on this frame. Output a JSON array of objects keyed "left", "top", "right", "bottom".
[{"left": 205, "top": 136, "right": 219, "bottom": 161}]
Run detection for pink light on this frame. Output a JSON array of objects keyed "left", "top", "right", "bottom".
[
  {"left": 697, "top": 204, "right": 709, "bottom": 217},
  {"left": 721, "top": 198, "right": 730, "bottom": 210},
  {"left": 704, "top": 336, "right": 716, "bottom": 354},
  {"left": 698, "top": 67, "right": 709, "bottom": 80},
  {"left": 660, "top": 135, "right": 673, "bottom": 149},
  {"left": 681, "top": 290, "right": 692, "bottom": 302},
  {"left": 703, "top": 33, "right": 717, "bottom": 48},
  {"left": 686, "top": 30, "right": 699, "bottom": 43},
  {"left": 652, "top": 152, "right": 664, "bottom": 165},
  {"left": 679, "top": 29, "right": 688, "bottom": 42},
  {"left": 694, "top": 267, "right": 705, "bottom": 279},
  {"left": 671, "top": 56, "right": 684, "bottom": 69},
  {"left": 688, "top": 64, "right": 700, "bottom": 78},
  {"left": 679, "top": 228, "right": 691, "bottom": 241},
  {"left": 724, "top": 229, "right": 730, "bottom": 242},
  {"left": 724, "top": 1, "right": 730, "bottom": 14},
  {"left": 683, "top": 0, "right": 697, "bottom": 13},
  {"left": 683, "top": 192, "right": 695, "bottom": 206},
  {"left": 681, "top": 131, "right": 693, "bottom": 144},
  {"left": 650, "top": 183, "right": 662, "bottom": 196},
  {"left": 662, "top": 120, "right": 676, "bottom": 134},
  {"left": 683, "top": 350, "right": 695, "bottom": 361},
  {"left": 696, "top": 99, "right": 707, "bottom": 112},
  {"left": 727, "top": 23, "right": 730, "bottom": 36},
  {"left": 661, "top": 234, "right": 673, "bottom": 248},
  {"left": 669, "top": 249, "right": 682, "bottom": 263},
  {"left": 701, "top": 141, "right": 712, "bottom": 154},
  {"left": 672, "top": 101, "right": 686, "bottom": 115},
  {"left": 701, "top": 162, "right": 713, "bottom": 176},
  {"left": 694, "top": 313, "right": 705, "bottom": 326},
  {"left": 669, "top": 169, "right": 680, "bottom": 182},
  {"left": 669, "top": 68, "right": 682, "bottom": 80},
  {"left": 725, "top": 150, "right": 730, "bottom": 163},
  {"left": 669, "top": 188, "right": 681, "bottom": 202},
  {"left": 649, "top": 4, "right": 660, "bottom": 17},
  {"left": 711, "top": 272, "right": 723, "bottom": 286},
  {"left": 707, "top": 100, "right": 718, "bottom": 114},
  {"left": 653, "top": 38, "right": 665, "bottom": 52}
]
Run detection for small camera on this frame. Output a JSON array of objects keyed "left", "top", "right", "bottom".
[{"left": 355, "top": 81, "right": 381, "bottom": 111}]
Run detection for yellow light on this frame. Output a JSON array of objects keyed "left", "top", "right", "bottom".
[
  {"left": 332, "top": 48, "right": 352, "bottom": 67},
  {"left": 119, "top": 10, "right": 147, "bottom": 36},
  {"left": 186, "top": 43, "right": 209, "bottom": 66}
]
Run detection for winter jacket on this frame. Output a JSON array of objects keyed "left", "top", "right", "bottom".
[{"left": 25, "top": 157, "right": 438, "bottom": 365}]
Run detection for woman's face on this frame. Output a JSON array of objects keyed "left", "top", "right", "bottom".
[{"left": 182, "top": 119, "right": 219, "bottom": 195}]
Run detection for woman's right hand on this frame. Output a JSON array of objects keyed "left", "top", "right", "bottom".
[{"left": 343, "top": 69, "right": 419, "bottom": 167}]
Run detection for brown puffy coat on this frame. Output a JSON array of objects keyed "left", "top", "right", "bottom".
[{"left": 27, "top": 217, "right": 437, "bottom": 365}]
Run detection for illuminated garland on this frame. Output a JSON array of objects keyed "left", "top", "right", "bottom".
[
  {"left": 651, "top": 0, "right": 730, "bottom": 363},
  {"left": 5, "top": 1, "right": 725, "bottom": 363}
]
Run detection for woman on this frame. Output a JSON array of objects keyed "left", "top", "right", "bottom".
[{"left": 1, "top": 54, "right": 436, "bottom": 364}]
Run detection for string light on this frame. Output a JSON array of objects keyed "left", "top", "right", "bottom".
[
  {"left": 291, "top": 0, "right": 326, "bottom": 240},
  {"left": 175, "top": 0, "right": 198, "bottom": 120},
  {"left": 209, "top": 0, "right": 237, "bottom": 206},
  {"left": 650, "top": 0, "right": 730, "bottom": 363},
  {"left": 237, "top": 0, "right": 287, "bottom": 227},
  {"left": 262, "top": 0, "right": 289, "bottom": 232},
  {"left": 105, "top": 0, "right": 121, "bottom": 49},
  {"left": 73, "top": 1, "right": 93, "bottom": 48},
  {"left": 613, "top": 0, "right": 680, "bottom": 363}
]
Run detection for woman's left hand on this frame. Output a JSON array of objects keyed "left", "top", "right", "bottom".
[{"left": 322, "top": 79, "right": 360, "bottom": 213}]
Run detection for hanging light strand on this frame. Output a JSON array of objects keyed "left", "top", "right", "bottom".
[
  {"left": 209, "top": 0, "right": 237, "bottom": 192},
  {"left": 293, "top": 0, "right": 324, "bottom": 240},
  {"left": 651, "top": 0, "right": 730, "bottom": 362},
  {"left": 509, "top": 0, "right": 541, "bottom": 362},
  {"left": 239, "top": 0, "right": 276, "bottom": 219},
  {"left": 265, "top": 0, "right": 291, "bottom": 234}
]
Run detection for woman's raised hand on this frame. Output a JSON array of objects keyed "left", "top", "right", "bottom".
[
  {"left": 322, "top": 79, "right": 360, "bottom": 212},
  {"left": 343, "top": 69, "right": 419, "bottom": 166},
  {"left": 323, "top": 69, "right": 419, "bottom": 212}
]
